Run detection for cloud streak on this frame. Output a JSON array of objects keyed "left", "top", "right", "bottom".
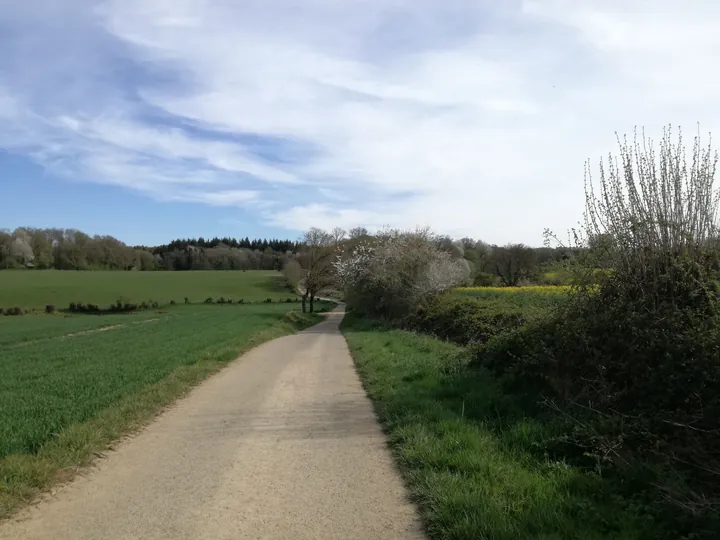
[{"left": 1, "top": 0, "right": 719, "bottom": 243}]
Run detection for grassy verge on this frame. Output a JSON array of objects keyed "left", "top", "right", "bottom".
[
  {"left": 341, "top": 313, "right": 660, "bottom": 540},
  {"left": 0, "top": 307, "right": 324, "bottom": 520}
]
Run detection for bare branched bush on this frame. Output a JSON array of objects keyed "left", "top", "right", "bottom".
[{"left": 584, "top": 125, "right": 719, "bottom": 267}]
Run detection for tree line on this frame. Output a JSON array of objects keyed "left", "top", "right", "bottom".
[
  {"left": 2, "top": 225, "right": 579, "bottom": 282},
  {"left": 0, "top": 228, "right": 297, "bottom": 271}
]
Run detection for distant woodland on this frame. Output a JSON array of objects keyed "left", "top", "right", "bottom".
[{"left": 0, "top": 228, "right": 298, "bottom": 271}]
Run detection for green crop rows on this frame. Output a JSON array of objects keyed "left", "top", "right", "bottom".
[{"left": 0, "top": 270, "right": 293, "bottom": 310}]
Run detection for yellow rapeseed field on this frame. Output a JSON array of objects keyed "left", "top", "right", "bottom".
[{"left": 456, "top": 286, "right": 571, "bottom": 295}]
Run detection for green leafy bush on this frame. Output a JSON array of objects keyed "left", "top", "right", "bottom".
[
  {"left": 475, "top": 256, "right": 720, "bottom": 533},
  {"left": 407, "top": 295, "right": 527, "bottom": 346}
]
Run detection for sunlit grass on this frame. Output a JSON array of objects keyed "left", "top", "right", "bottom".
[
  {"left": 341, "top": 314, "right": 662, "bottom": 540},
  {"left": 0, "top": 270, "right": 294, "bottom": 310},
  {"left": 0, "top": 303, "right": 325, "bottom": 519}
]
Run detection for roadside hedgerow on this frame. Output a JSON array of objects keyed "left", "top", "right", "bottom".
[
  {"left": 408, "top": 295, "right": 528, "bottom": 346},
  {"left": 475, "top": 126, "right": 720, "bottom": 535}
]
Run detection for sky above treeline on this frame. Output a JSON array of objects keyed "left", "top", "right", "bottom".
[{"left": 1, "top": 0, "right": 719, "bottom": 246}]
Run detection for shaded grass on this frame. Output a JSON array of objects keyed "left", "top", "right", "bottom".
[
  {"left": 0, "top": 270, "right": 294, "bottom": 310},
  {"left": 0, "top": 304, "right": 324, "bottom": 519},
  {"left": 341, "top": 314, "right": 661, "bottom": 540}
]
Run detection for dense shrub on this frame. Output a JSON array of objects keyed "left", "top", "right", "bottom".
[
  {"left": 5, "top": 307, "right": 23, "bottom": 316},
  {"left": 475, "top": 127, "right": 720, "bottom": 534},
  {"left": 44, "top": 305, "right": 56, "bottom": 314},
  {"left": 204, "top": 297, "right": 214, "bottom": 304},
  {"left": 476, "top": 257, "right": 720, "bottom": 531},
  {"left": 264, "top": 297, "right": 273, "bottom": 303},
  {"left": 170, "top": 300, "right": 176, "bottom": 305},
  {"left": 184, "top": 297, "right": 190, "bottom": 304},
  {"left": 408, "top": 295, "right": 527, "bottom": 346}
]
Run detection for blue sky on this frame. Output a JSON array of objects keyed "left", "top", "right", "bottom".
[{"left": 1, "top": 0, "right": 719, "bottom": 246}]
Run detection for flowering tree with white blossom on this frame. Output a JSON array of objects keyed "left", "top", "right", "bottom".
[{"left": 334, "top": 228, "right": 469, "bottom": 319}]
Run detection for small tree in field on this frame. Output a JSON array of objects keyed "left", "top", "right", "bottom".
[
  {"left": 487, "top": 243, "right": 536, "bottom": 286},
  {"left": 297, "top": 228, "right": 340, "bottom": 312},
  {"left": 283, "top": 259, "right": 304, "bottom": 290}
]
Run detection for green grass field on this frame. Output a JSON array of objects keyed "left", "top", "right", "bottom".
[
  {"left": 341, "top": 314, "right": 661, "bottom": 540},
  {"left": 0, "top": 278, "right": 329, "bottom": 518},
  {"left": 0, "top": 270, "right": 293, "bottom": 310}
]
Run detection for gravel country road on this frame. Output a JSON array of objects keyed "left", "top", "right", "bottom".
[{"left": 0, "top": 307, "right": 425, "bottom": 540}]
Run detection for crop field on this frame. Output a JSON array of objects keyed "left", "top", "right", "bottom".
[
  {"left": 453, "top": 286, "right": 571, "bottom": 312},
  {"left": 0, "top": 293, "right": 328, "bottom": 517},
  {"left": 0, "top": 270, "right": 293, "bottom": 311},
  {"left": 0, "top": 304, "right": 319, "bottom": 457}
]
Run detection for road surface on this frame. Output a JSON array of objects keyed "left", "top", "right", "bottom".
[{"left": 0, "top": 307, "right": 424, "bottom": 540}]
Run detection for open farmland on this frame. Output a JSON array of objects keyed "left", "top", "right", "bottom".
[
  {"left": 0, "top": 270, "right": 293, "bottom": 311},
  {"left": 0, "top": 300, "right": 327, "bottom": 518}
]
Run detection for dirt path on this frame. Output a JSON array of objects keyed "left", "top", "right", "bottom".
[{"left": 0, "top": 307, "right": 424, "bottom": 540}]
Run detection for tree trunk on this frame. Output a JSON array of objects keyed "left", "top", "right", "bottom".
[
  {"left": 309, "top": 294, "right": 315, "bottom": 313},
  {"left": 301, "top": 292, "right": 308, "bottom": 313}
]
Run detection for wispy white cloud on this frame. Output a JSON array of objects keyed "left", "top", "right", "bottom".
[{"left": 1, "top": 0, "right": 719, "bottom": 243}]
